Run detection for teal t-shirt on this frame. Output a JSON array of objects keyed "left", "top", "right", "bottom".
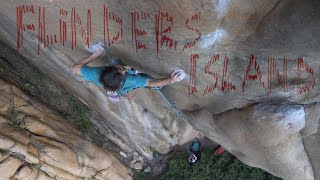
[{"left": 80, "top": 66, "right": 148, "bottom": 95}]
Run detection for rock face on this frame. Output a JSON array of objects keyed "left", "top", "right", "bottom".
[
  {"left": 0, "top": 79, "right": 131, "bottom": 180},
  {"left": 0, "top": 0, "right": 320, "bottom": 179},
  {"left": 186, "top": 103, "right": 314, "bottom": 180}
]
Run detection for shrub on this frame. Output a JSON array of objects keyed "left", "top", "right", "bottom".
[{"left": 134, "top": 150, "right": 282, "bottom": 180}]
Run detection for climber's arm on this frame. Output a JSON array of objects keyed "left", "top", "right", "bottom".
[
  {"left": 146, "top": 70, "right": 185, "bottom": 87},
  {"left": 71, "top": 48, "right": 104, "bottom": 76},
  {"left": 146, "top": 77, "right": 173, "bottom": 87}
]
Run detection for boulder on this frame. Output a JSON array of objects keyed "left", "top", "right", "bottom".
[{"left": 0, "top": 156, "right": 23, "bottom": 178}]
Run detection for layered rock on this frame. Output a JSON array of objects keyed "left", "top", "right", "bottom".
[
  {"left": 0, "top": 0, "right": 319, "bottom": 179},
  {"left": 0, "top": 79, "right": 131, "bottom": 180}
]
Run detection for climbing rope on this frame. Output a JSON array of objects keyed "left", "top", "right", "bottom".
[{"left": 152, "top": 87, "right": 184, "bottom": 119}]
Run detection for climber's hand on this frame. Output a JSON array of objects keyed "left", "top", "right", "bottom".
[
  {"left": 91, "top": 47, "right": 104, "bottom": 58},
  {"left": 170, "top": 70, "right": 186, "bottom": 83}
]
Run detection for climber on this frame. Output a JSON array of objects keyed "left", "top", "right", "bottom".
[
  {"left": 71, "top": 44, "right": 186, "bottom": 101},
  {"left": 188, "top": 139, "right": 201, "bottom": 166}
]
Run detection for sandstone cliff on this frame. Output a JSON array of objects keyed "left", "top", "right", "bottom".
[
  {"left": 0, "top": 79, "right": 132, "bottom": 179},
  {"left": 0, "top": 0, "right": 320, "bottom": 179}
]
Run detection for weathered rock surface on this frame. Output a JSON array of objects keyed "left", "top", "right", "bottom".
[
  {"left": 302, "top": 103, "right": 320, "bottom": 180},
  {"left": 0, "top": 0, "right": 320, "bottom": 179},
  {"left": 186, "top": 103, "right": 314, "bottom": 180},
  {"left": 0, "top": 79, "right": 131, "bottom": 180}
]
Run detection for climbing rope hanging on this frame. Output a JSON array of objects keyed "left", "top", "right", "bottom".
[{"left": 152, "top": 87, "right": 184, "bottom": 119}]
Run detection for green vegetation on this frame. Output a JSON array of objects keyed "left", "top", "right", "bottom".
[
  {"left": 0, "top": 47, "right": 94, "bottom": 134},
  {"left": 8, "top": 109, "right": 19, "bottom": 125},
  {"left": 24, "top": 66, "right": 44, "bottom": 82},
  {"left": 134, "top": 150, "right": 282, "bottom": 180},
  {"left": 30, "top": 163, "right": 42, "bottom": 169},
  {"left": 66, "top": 100, "right": 94, "bottom": 134},
  {"left": 0, "top": 149, "right": 9, "bottom": 155},
  {"left": 6, "top": 109, "right": 25, "bottom": 128},
  {"left": 23, "top": 66, "right": 94, "bottom": 134},
  {"left": 0, "top": 62, "right": 14, "bottom": 73}
]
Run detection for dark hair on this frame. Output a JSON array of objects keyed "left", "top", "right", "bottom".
[{"left": 99, "top": 66, "right": 123, "bottom": 91}]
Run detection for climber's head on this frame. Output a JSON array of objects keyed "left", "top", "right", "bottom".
[{"left": 100, "top": 65, "right": 125, "bottom": 92}]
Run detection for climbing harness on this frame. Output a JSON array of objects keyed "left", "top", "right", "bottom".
[{"left": 152, "top": 87, "right": 184, "bottom": 119}]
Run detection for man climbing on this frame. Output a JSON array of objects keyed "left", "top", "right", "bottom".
[{"left": 71, "top": 45, "right": 186, "bottom": 101}]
